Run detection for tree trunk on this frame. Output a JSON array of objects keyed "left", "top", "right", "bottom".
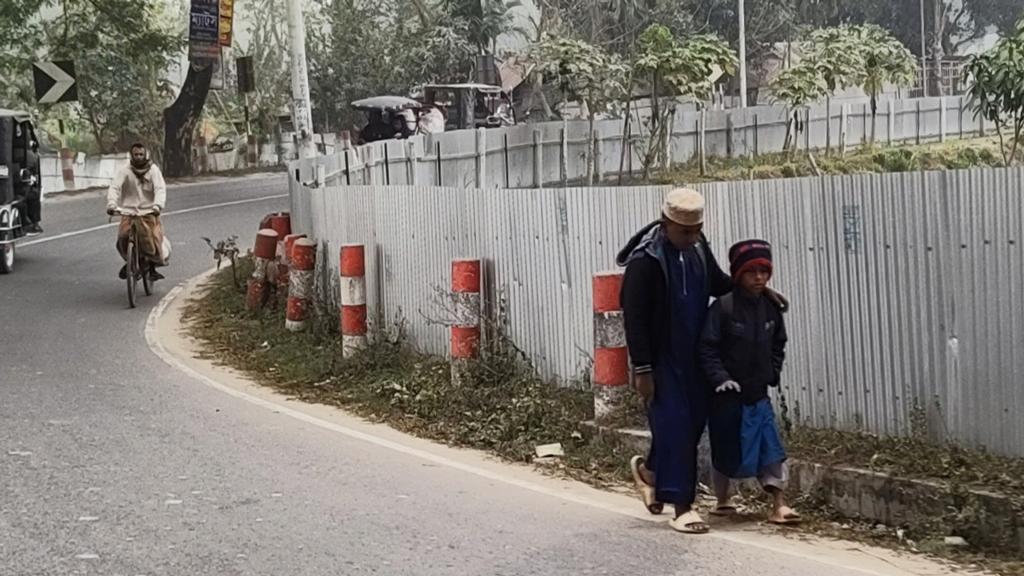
[
  {"left": 587, "top": 113, "right": 596, "bottom": 185},
  {"left": 870, "top": 95, "right": 878, "bottom": 146},
  {"left": 163, "top": 63, "right": 214, "bottom": 178},
  {"left": 928, "top": 0, "right": 946, "bottom": 97}
]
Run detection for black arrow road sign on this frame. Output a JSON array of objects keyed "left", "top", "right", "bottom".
[{"left": 33, "top": 60, "right": 78, "bottom": 104}]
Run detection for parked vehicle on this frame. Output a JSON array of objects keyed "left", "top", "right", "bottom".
[
  {"left": 0, "top": 109, "right": 43, "bottom": 274},
  {"left": 351, "top": 96, "right": 423, "bottom": 144},
  {"left": 418, "top": 84, "right": 516, "bottom": 130}
]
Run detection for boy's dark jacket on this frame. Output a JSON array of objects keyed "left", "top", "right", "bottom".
[
  {"left": 699, "top": 291, "right": 788, "bottom": 405},
  {"left": 616, "top": 221, "right": 732, "bottom": 375}
]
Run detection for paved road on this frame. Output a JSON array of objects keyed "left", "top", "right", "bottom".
[{"left": 1, "top": 174, "right": 956, "bottom": 576}]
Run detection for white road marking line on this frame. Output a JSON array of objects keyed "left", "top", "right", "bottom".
[
  {"left": 145, "top": 278, "right": 932, "bottom": 576},
  {"left": 20, "top": 194, "right": 288, "bottom": 248},
  {"left": 77, "top": 516, "right": 100, "bottom": 522}
]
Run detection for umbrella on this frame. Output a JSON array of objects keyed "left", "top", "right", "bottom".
[{"left": 350, "top": 96, "right": 422, "bottom": 112}]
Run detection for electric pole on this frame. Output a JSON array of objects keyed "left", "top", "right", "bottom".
[
  {"left": 738, "top": 0, "right": 748, "bottom": 108},
  {"left": 287, "top": 0, "right": 316, "bottom": 158}
]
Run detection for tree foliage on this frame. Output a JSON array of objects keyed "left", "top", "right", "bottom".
[
  {"left": 530, "top": 36, "right": 628, "bottom": 118},
  {"left": 443, "top": 0, "right": 527, "bottom": 53},
  {"left": 966, "top": 19, "right": 1024, "bottom": 165},
  {"left": 632, "top": 24, "right": 736, "bottom": 173},
  {"left": 307, "top": 0, "right": 477, "bottom": 132},
  {"left": 0, "top": 0, "right": 182, "bottom": 154}
]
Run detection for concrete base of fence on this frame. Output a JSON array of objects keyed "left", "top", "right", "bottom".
[{"left": 584, "top": 423, "right": 1024, "bottom": 553}]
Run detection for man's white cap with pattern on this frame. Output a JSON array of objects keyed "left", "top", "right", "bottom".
[{"left": 662, "top": 188, "right": 705, "bottom": 226}]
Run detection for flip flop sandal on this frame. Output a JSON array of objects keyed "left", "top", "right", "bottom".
[
  {"left": 710, "top": 504, "right": 739, "bottom": 517},
  {"left": 768, "top": 506, "right": 803, "bottom": 525},
  {"left": 670, "top": 510, "right": 710, "bottom": 534},
  {"left": 630, "top": 456, "right": 663, "bottom": 515}
]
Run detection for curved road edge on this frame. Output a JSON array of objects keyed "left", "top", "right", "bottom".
[{"left": 144, "top": 270, "right": 969, "bottom": 576}]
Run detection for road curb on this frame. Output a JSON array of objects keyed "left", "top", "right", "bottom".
[{"left": 586, "top": 422, "right": 1024, "bottom": 553}]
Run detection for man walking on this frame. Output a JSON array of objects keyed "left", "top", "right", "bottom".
[{"left": 617, "top": 188, "right": 732, "bottom": 534}]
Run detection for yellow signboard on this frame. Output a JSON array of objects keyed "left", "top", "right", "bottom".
[{"left": 218, "top": 0, "right": 234, "bottom": 47}]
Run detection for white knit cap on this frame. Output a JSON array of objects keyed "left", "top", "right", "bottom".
[{"left": 662, "top": 188, "right": 705, "bottom": 226}]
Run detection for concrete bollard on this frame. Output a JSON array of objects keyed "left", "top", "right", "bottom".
[
  {"left": 593, "top": 271, "right": 629, "bottom": 422},
  {"left": 280, "top": 233, "right": 306, "bottom": 295},
  {"left": 340, "top": 244, "right": 368, "bottom": 357},
  {"left": 196, "top": 136, "right": 209, "bottom": 174},
  {"left": 246, "top": 134, "right": 259, "bottom": 167},
  {"left": 246, "top": 229, "right": 278, "bottom": 311},
  {"left": 450, "top": 259, "right": 482, "bottom": 384},
  {"left": 60, "top": 148, "right": 75, "bottom": 191},
  {"left": 285, "top": 238, "right": 316, "bottom": 332}
]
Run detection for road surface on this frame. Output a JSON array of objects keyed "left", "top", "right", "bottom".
[{"left": 1, "top": 174, "right": 961, "bottom": 575}]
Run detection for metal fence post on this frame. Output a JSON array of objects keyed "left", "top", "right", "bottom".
[
  {"left": 475, "top": 127, "right": 487, "bottom": 189},
  {"left": 940, "top": 97, "right": 948, "bottom": 143},
  {"left": 533, "top": 129, "right": 543, "bottom": 189}
]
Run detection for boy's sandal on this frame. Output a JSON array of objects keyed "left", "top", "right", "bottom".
[
  {"left": 710, "top": 503, "right": 739, "bottom": 517},
  {"left": 670, "top": 510, "right": 710, "bottom": 534},
  {"left": 768, "top": 506, "right": 802, "bottom": 525},
  {"left": 630, "top": 455, "right": 664, "bottom": 515}
]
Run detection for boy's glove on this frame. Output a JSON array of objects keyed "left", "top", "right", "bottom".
[{"left": 715, "top": 380, "right": 741, "bottom": 394}]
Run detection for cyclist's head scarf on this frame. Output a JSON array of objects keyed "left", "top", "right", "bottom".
[{"left": 129, "top": 143, "right": 152, "bottom": 177}]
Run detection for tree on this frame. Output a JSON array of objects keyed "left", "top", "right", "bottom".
[
  {"left": 965, "top": 20, "right": 1024, "bottom": 165},
  {"left": 0, "top": 0, "right": 182, "bottom": 154},
  {"left": 443, "top": 0, "right": 526, "bottom": 54},
  {"left": 770, "top": 60, "right": 828, "bottom": 153},
  {"left": 855, "top": 25, "right": 917, "bottom": 144},
  {"left": 0, "top": 0, "right": 46, "bottom": 108},
  {"left": 530, "top": 36, "right": 628, "bottom": 183},
  {"left": 307, "top": 0, "right": 476, "bottom": 133},
  {"left": 632, "top": 24, "right": 736, "bottom": 174}
]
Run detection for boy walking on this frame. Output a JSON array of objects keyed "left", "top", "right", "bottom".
[{"left": 699, "top": 240, "right": 800, "bottom": 525}]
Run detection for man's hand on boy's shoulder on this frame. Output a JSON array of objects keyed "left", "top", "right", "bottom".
[{"left": 765, "top": 287, "right": 789, "bottom": 313}]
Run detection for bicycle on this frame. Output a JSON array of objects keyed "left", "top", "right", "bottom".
[{"left": 111, "top": 209, "right": 154, "bottom": 308}]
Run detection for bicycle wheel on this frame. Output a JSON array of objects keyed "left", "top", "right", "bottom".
[
  {"left": 0, "top": 230, "right": 14, "bottom": 275},
  {"left": 126, "top": 239, "right": 137, "bottom": 308}
]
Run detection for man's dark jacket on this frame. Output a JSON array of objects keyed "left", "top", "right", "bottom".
[{"left": 616, "top": 221, "right": 732, "bottom": 376}]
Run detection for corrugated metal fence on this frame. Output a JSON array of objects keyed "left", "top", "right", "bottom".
[{"left": 291, "top": 168, "right": 1024, "bottom": 457}]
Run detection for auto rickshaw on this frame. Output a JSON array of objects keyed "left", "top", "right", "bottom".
[
  {"left": 351, "top": 96, "right": 423, "bottom": 144},
  {"left": 418, "top": 84, "right": 516, "bottom": 130},
  {"left": 0, "top": 109, "right": 43, "bottom": 274}
]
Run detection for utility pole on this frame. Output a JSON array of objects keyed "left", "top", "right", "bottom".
[
  {"left": 738, "top": 0, "right": 748, "bottom": 108},
  {"left": 920, "top": 0, "right": 928, "bottom": 97},
  {"left": 286, "top": 0, "right": 316, "bottom": 158}
]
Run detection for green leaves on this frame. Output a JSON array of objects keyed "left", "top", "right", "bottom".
[
  {"left": 966, "top": 17, "right": 1024, "bottom": 164},
  {"left": 633, "top": 25, "right": 737, "bottom": 103},
  {"left": 529, "top": 36, "right": 628, "bottom": 116},
  {"left": 771, "top": 24, "right": 916, "bottom": 109}
]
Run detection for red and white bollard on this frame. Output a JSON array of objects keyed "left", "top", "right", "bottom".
[
  {"left": 195, "top": 136, "right": 209, "bottom": 173},
  {"left": 60, "top": 148, "right": 75, "bottom": 191},
  {"left": 286, "top": 238, "right": 316, "bottom": 332},
  {"left": 340, "top": 244, "right": 368, "bottom": 357},
  {"left": 280, "top": 233, "right": 306, "bottom": 295},
  {"left": 246, "top": 229, "right": 278, "bottom": 311},
  {"left": 593, "top": 271, "right": 629, "bottom": 422},
  {"left": 451, "top": 259, "right": 482, "bottom": 384}
]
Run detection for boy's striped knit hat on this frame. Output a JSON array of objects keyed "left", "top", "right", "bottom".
[{"left": 729, "top": 239, "right": 773, "bottom": 280}]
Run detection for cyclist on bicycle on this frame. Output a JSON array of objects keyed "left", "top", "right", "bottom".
[{"left": 106, "top": 143, "right": 167, "bottom": 281}]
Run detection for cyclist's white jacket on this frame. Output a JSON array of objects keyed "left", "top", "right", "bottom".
[{"left": 106, "top": 163, "right": 167, "bottom": 215}]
